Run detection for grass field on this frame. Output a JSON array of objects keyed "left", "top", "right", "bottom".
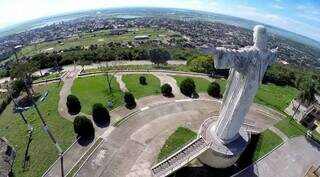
[
  {"left": 251, "top": 129, "right": 283, "bottom": 161},
  {"left": 0, "top": 83, "right": 75, "bottom": 177},
  {"left": 254, "top": 83, "right": 299, "bottom": 113},
  {"left": 158, "top": 127, "right": 197, "bottom": 162},
  {"left": 172, "top": 75, "right": 298, "bottom": 113},
  {"left": 173, "top": 76, "right": 211, "bottom": 93},
  {"left": 71, "top": 75, "right": 123, "bottom": 114},
  {"left": 122, "top": 74, "right": 161, "bottom": 98},
  {"left": 19, "top": 28, "right": 174, "bottom": 57},
  {"left": 275, "top": 117, "right": 320, "bottom": 141}
]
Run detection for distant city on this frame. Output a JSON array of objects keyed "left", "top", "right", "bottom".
[{"left": 0, "top": 8, "right": 320, "bottom": 69}]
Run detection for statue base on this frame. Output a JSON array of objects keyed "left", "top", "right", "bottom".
[{"left": 198, "top": 122, "right": 250, "bottom": 168}]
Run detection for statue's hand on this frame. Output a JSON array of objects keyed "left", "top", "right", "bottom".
[{"left": 198, "top": 44, "right": 218, "bottom": 55}]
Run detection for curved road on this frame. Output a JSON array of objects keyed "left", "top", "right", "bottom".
[{"left": 74, "top": 99, "right": 281, "bottom": 177}]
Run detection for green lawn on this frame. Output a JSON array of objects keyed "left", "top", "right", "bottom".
[
  {"left": 71, "top": 75, "right": 123, "bottom": 114},
  {"left": 251, "top": 129, "right": 283, "bottom": 161},
  {"left": 173, "top": 76, "right": 297, "bottom": 113},
  {"left": 158, "top": 127, "right": 197, "bottom": 162},
  {"left": 122, "top": 74, "right": 161, "bottom": 98},
  {"left": 254, "top": 83, "right": 299, "bottom": 113},
  {"left": 275, "top": 116, "right": 320, "bottom": 141},
  {"left": 19, "top": 28, "right": 174, "bottom": 57},
  {"left": 0, "top": 83, "right": 75, "bottom": 177},
  {"left": 173, "top": 76, "right": 211, "bottom": 93}
]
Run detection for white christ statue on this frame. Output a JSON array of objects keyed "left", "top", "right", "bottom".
[{"left": 202, "top": 25, "right": 277, "bottom": 144}]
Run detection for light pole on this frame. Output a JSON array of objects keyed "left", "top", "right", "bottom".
[{"left": 23, "top": 78, "right": 64, "bottom": 176}]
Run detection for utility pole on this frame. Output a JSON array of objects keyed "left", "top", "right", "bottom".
[
  {"left": 23, "top": 78, "right": 64, "bottom": 176},
  {"left": 8, "top": 84, "right": 34, "bottom": 170}
]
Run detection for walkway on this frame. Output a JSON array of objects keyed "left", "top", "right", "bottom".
[
  {"left": 57, "top": 68, "right": 81, "bottom": 120},
  {"left": 44, "top": 69, "right": 285, "bottom": 177},
  {"left": 151, "top": 137, "right": 209, "bottom": 177},
  {"left": 234, "top": 137, "right": 320, "bottom": 177},
  {"left": 269, "top": 126, "right": 289, "bottom": 141},
  {"left": 151, "top": 72, "right": 181, "bottom": 96},
  {"left": 114, "top": 73, "right": 128, "bottom": 92}
]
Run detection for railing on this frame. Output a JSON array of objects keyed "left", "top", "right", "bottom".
[{"left": 151, "top": 137, "right": 209, "bottom": 177}]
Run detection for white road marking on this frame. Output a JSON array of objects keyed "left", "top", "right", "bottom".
[
  {"left": 175, "top": 99, "right": 193, "bottom": 102},
  {"left": 140, "top": 106, "right": 150, "bottom": 111}
]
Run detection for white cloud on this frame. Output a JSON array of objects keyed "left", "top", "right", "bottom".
[{"left": 272, "top": 4, "right": 284, "bottom": 9}]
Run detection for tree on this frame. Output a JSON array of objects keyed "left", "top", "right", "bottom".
[
  {"left": 78, "top": 58, "right": 91, "bottom": 71},
  {"left": 99, "top": 61, "right": 119, "bottom": 94},
  {"left": 124, "top": 92, "right": 136, "bottom": 108},
  {"left": 9, "top": 80, "right": 25, "bottom": 98},
  {"left": 161, "top": 84, "right": 172, "bottom": 96},
  {"left": 207, "top": 82, "right": 221, "bottom": 98},
  {"left": 10, "top": 62, "right": 37, "bottom": 95},
  {"left": 180, "top": 78, "right": 196, "bottom": 97},
  {"left": 187, "top": 55, "right": 215, "bottom": 74},
  {"left": 73, "top": 115, "right": 94, "bottom": 138},
  {"left": 66, "top": 95, "right": 81, "bottom": 115},
  {"left": 149, "top": 48, "right": 171, "bottom": 66},
  {"left": 292, "top": 80, "right": 317, "bottom": 119},
  {"left": 92, "top": 103, "right": 110, "bottom": 126},
  {"left": 139, "top": 76, "right": 147, "bottom": 85}
]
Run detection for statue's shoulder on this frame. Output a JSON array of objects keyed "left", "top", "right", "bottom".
[{"left": 238, "top": 46, "right": 253, "bottom": 53}]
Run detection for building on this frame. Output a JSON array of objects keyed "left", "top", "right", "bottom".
[
  {"left": 0, "top": 137, "right": 15, "bottom": 177},
  {"left": 134, "top": 35, "right": 150, "bottom": 40},
  {"left": 109, "top": 28, "right": 128, "bottom": 35},
  {"left": 285, "top": 94, "right": 320, "bottom": 130}
]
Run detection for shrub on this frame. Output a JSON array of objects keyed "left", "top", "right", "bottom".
[
  {"left": 161, "top": 84, "right": 172, "bottom": 96},
  {"left": 180, "top": 78, "right": 196, "bottom": 96},
  {"left": 73, "top": 115, "right": 94, "bottom": 137},
  {"left": 207, "top": 82, "right": 221, "bottom": 98},
  {"left": 10, "top": 80, "right": 25, "bottom": 98},
  {"left": 66, "top": 94, "right": 81, "bottom": 114},
  {"left": 92, "top": 103, "right": 110, "bottom": 125},
  {"left": 124, "top": 92, "right": 136, "bottom": 108},
  {"left": 139, "top": 76, "right": 147, "bottom": 85}
]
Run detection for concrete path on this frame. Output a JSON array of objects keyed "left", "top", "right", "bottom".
[
  {"left": 114, "top": 73, "right": 128, "bottom": 92},
  {"left": 74, "top": 98, "right": 282, "bottom": 177},
  {"left": 234, "top": 137, "right": 320, "bottom": 177},
  {"left": 57, "top": 68, "right": 81, "bottom": 120},
  {"left": 269, "top": 126, "right": 289, "bottom": 141},
  {"left": 45, "top": 69, "right": 285, "bottom": 177},
  {"left": 151, "top": 72, "right": 181, "bottom": 96}
]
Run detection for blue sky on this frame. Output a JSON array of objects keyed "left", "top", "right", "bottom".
[{"left": 0, "top": 0, "right": 320, "bottom": 41}]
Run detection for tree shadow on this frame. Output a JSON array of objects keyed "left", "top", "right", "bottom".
[
  {"left": 191, "top": 92, "right": 199, "bottom": 99},
  {"left": 94, "top": 119, "right": 110, "bottom": 128},
  {"left": 68, "top": 109, "right": 80, "bottom": 115},
  {"left": 125, "top": 103, "right": 137, "bottom": 110},
  {"left": 163, "top": 93, "right": 175, "bottom": 98},
  {"left": 171, "top": 134, "right": 261, "bottom": 177},
  {"left": 77, "top": 134, "right": 95, "bottom": 146},
  {"left": 305, "top": 136, "right": 320, "bottom": 151}
]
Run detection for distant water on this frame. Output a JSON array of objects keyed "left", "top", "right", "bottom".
[{"left": 1, "top": 7, "right": 319, "bottom": 49}]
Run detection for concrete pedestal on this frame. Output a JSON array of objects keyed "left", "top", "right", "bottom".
[{"left": 198, "top": 123, "right": 250, "bottom": 168}]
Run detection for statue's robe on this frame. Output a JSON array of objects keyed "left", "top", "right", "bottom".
[{"left": 213, "top": 46, "right": 277, "bottom": 143}]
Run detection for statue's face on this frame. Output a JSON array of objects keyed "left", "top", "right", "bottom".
[{"left": 253, "top": 25, "right": 267, "bottom": 50}]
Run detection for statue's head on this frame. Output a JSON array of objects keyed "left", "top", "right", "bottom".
[{"left": 253, "top": 25, "right": 267, "bottom": 51}]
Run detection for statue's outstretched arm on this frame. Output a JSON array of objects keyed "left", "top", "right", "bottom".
[{"left": 200, "top": 45, "right": 248, "bottom": 70}]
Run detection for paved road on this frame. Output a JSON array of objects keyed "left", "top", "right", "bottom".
[
  {"left": 58, "top": 68, "right": 81, "bottom": 120},
  {"left": 234, "top": 137, "right": 320, "bottom": 177},
  {"left": 0, "top": 60, "right": 187, "bottom": 84},
  {"left": 75, "top": 99, "right": 281, "bottom": 177}
]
